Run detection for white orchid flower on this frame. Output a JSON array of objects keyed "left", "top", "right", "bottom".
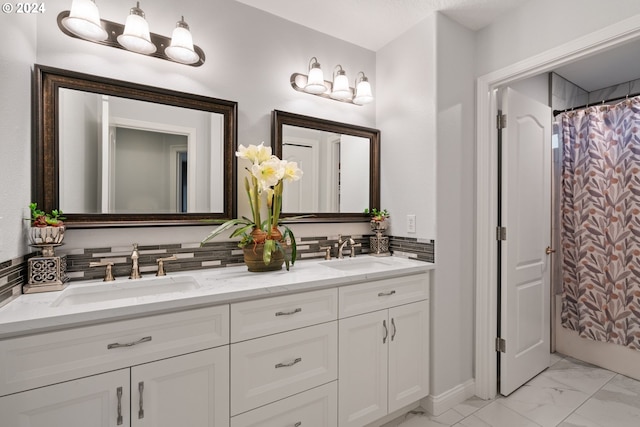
[
  {"left": 283, "top": 161, "right": 304, "bottom": 182},
  {"left": 251, "top": 156, "right": 285, "bottom": 192},
  {"left": 236, "top": 142, "right": 272, "bottom": 164}
]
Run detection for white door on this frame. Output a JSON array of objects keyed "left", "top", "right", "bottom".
[
  {"left": 499, "top": 87, "right": 552, "bottom": 395},
  {"left": 0, "top": 369, "right": 130, "bottom": 427},
  {"left": 131, "top": 347, "right": 229, "bottom": 427},
  {"left": 338, "top": 310, "right": 388, "bottom": 427},
  {"left": 282, "top": 142, "right": 318, "bottom": 212},
  {"left": 388, "top": 300, "right": 430, "bottom": 412}
]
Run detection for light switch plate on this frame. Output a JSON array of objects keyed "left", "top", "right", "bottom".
[{"left": 407, "top": 214, "right": 416, "bottom": 233}]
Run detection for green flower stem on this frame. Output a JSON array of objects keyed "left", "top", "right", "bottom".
[{"left": 251, "top": 175, "right": 261, "bottom": 227}]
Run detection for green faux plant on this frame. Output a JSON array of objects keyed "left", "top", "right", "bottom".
[
  {"left": 28, "top": 203, "right": 65, "bottom": 227},
  {"left": 364, "top": 208, "right": 390, "bottom": 222}
]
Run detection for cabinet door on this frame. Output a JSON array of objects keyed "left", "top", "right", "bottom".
[
  {"left": 0, "top": 369, "right": 130, "bottom": 427},
  {"left": 388, "top": 300, "right": 430, "bottom": 413},
  {"left": 131, "top": 347, "right": 229, "bottom": 427},
  {"left": 338, "top": 310, "right": 388, "bottom": 427}
]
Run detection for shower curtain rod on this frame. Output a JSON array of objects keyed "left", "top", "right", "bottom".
[{"left": 553, "top": 91, "right": 640, "bottom": 117}]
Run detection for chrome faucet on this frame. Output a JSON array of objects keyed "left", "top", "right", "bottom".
[
  {"left": 129, "top": 243, "right": 142, "bottom": 279},
  {"left": 337, "top": 234, "right": 355, "bottom": 259}
]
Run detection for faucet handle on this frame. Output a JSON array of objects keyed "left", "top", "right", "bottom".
[
  {"left": 319, "top": 246, "right": 332, "bottom": 260},
  {"left": 349, "top": 242, "right": 362, "bottom": 258},
  {"left": 90, "top": 261, "right": 115, "bottom": 282},
  {"left": 156, "top": 255, "right": 178, "bottom": 276}
]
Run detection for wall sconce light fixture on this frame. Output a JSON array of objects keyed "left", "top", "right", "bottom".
[
  {"left": 291, "top": 57, "right": 373, "bottom": 105},
  {"left": 58, "top": 0, "right": 205, "bottom": 66}
]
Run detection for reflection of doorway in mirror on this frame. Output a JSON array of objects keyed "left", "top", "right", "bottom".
[
  {"left": 109, "top": 127, "right": 188, "bottom": 213},
  {"left": 104, "top": 117, "right": 196, "bottom": 214},
  {"left": 178, "top": 152, "right": 188, "bottom": 213}
]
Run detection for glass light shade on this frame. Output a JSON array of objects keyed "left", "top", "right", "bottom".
[
  {"left": 117, "top": 5, "right": 156, "bottom": 55},
  {"left": 331, "top": 70, "right": 351, "bottom": 100},
  {"left": 353, "top": 78, "right": 374, "bottom": 105},
  {"left": 165, "top": 19, "right": 199, "bottom": 64},
  {"left": 61, "top": 0, "right": 108, "bottom": 42},
  {"left": 304, "top": 65, "right": 327, "bottom": 94}
]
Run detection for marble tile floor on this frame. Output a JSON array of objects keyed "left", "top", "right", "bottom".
[{"left": 385, "top": 353, "right": 640, "bottom": 427}]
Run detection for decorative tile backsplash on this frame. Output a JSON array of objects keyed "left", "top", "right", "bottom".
[
  {"left": 0, "top": 235, "right": 435, "bottom": 298},
  {"left": 0, "top": 255, "right": 29, "bottom": 307}
]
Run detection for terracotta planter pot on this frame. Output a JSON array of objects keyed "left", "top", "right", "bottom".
[{"left": 243, "top": 242, "right": 285, "bottom": 272}]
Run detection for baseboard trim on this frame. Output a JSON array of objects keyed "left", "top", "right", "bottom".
[{"left": 421, "top": 379, "right": 476, "bottom": 416}]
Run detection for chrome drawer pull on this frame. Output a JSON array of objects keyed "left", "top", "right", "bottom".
[
  {"left": 378, "top": 290, "right": 396, "bottom": 297},
  {"left": 116, "top": 386, "right": 123, "bottom": 426},
  {"left": 391, "top": 318, "right": 397, "bottom": 341},
  {"left": 383, "top": 320, "right": 388, "bottom": 344},
  {"left": 138, "top": 381, "right": 145, "bottom": 419},
  {"left": 107, "top": 336, "right": 152, "bottom": 349},
  {"left": 275, "top": 357, "right": 302, "bottom": 368},
  {"left": 294, "top": 422, "right": 302, "bottom": 427},
  {"left": 275, "top": 307, "right": 302, "bottom": 316}
]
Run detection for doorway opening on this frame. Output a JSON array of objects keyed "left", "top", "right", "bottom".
[{"left": 475, "top": 16, "right": 640, "bottom": 399}]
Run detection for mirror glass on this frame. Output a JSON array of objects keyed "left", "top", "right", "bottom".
[
  {"left": 34, "top": 65, "right": 237, "bottom": 227},
  {"left": 272, "top": 110, "right": 380, "bottom": 222}
]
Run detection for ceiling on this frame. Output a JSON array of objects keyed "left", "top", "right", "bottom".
[
  {"left": 552, "top": 40, "right": 640, "bottom": 92},
  {"left": 234, "top": 0, "right": 531, "bottom": 51}
]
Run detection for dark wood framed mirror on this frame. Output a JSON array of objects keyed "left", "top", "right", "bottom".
[
  {"left": 271, "top": 110, "right": 380, "bottom": 222},
  {"left": 33, "top": 65, "right": 237, "bottom": 227}
]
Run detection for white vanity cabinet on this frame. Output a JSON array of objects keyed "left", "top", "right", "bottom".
[
  {"left": 338, "top": 273, "right": 430, "bottom": 427},
  {"left": 0, "top": 258, "right": 433, "bottom": 427},
  {"left": 0, "top": 306, "right": 230, "bottom": 427}
]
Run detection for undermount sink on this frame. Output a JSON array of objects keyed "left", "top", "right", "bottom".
[
  {"left": 319, "top": 256, "right": 394, "bottom": 272},
  {"left": 51, "top": 275, "right": 201, "bottom": 307}
]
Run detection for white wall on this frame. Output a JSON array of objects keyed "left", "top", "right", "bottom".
[
  {"left": 377, "top": 15, "right": 437, "bottom": 240},
  {"left": 433, "top": 14, "right": 476, "bottom": 397},
  {"left": 507, "top": 73, "right": 549, "bottom": 106},
  {"left": 476, "top": 0, "right": 640, "bottom": 77},
  {"left": 0, "top": 14, "right": 36, "bottom": 260},
  {"left": 376, "top": 12, "right": 476, "bottom": 399},
  {"left": 59, "top": 89, "right": 100, "bottom": 213},
  {"left": 0, "top": 0, "right": 377, "bottom": 251}
]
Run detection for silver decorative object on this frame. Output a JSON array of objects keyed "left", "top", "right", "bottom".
[
  {"left": 369, "top": 220, "right": 390, "bottom": 256},
  {"left": 24, "top": 244, "right": 69, "bottom": 294},
  {"left": 29, "top": 226, "right": 65, "bottom": 245}
]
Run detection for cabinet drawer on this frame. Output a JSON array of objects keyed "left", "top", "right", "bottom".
[
  {"left": 230, "top": 321, "right": 337, "bottom": 415},
  {"left": 230, "top": 288, "right": 337, "bottom": 342},
  {"left": 0, "top": 305, "right": 229, "bottom": 397},
  {"left": 231, "top": 381, "right": 337, "bottom": 427},
  {"left": 339, "top": 273, "right": 429, "bottom": 318}
]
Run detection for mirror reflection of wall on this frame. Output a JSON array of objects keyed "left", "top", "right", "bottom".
[
  {"left": 58, "top": 88, "right": 224, "bottom": 215},
  {"left": 113, "top": 128, "right": 187, "bottom": 213},
  {"left": 281, "top": 125, "right": 370, "bottom": 213}
]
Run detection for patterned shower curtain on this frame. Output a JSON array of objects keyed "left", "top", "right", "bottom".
[{"left": 561, "top": 97, "right": 640, "bottom": 351}]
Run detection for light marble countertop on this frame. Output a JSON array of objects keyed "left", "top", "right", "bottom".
[{"left": 0, "top": 256, "right": 434, "bottom": 339}]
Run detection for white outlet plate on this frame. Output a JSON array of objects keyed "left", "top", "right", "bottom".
[{"left": 407, "top": 214, "right": 416, "bottom": 233}]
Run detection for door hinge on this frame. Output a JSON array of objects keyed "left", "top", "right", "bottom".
[
  {"left": 496, "top": 337, "right": 506, "bottom": 353},
  {"left": 496, "top": 226, "right": 507, "bottom": 241},
  {"left": 497, "top": 114, "right": 507, "bottom": 129}
]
